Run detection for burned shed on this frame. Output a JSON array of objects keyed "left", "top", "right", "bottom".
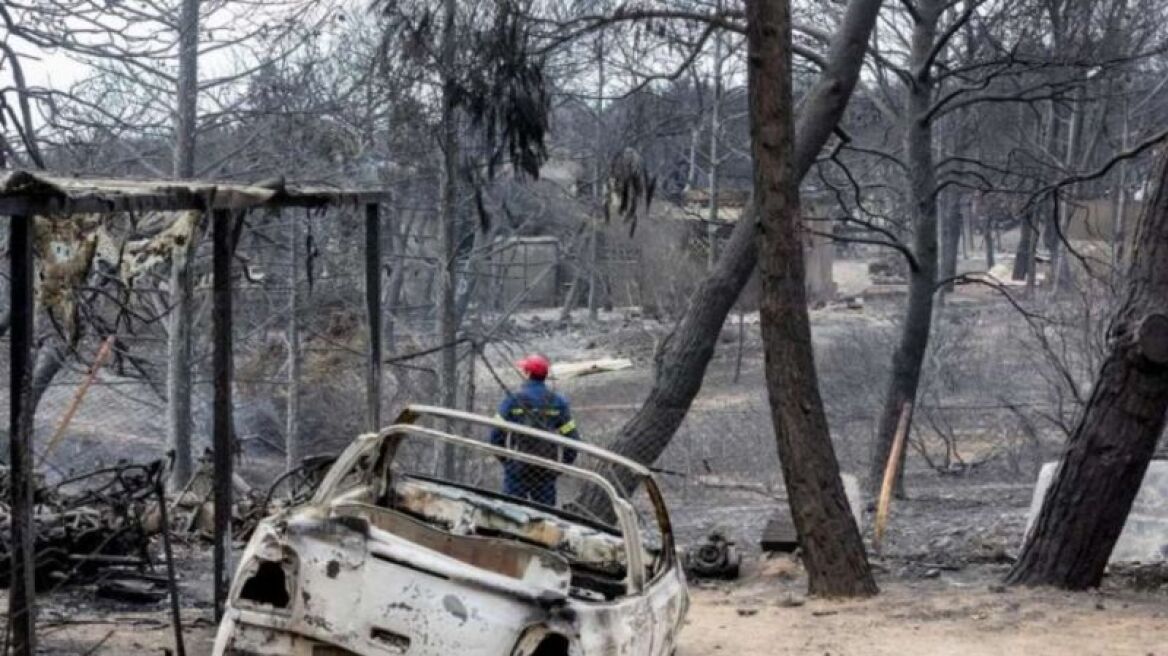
[{"left": 2, "top": 170, "right": 391, "bottom": 654}]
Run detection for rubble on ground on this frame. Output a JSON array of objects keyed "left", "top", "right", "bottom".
[
  {"left": 0, "top": 461, "right": 160, "bottom": 590},
  {"left": 0, "top": 453, "right": 331, "bottom": 599}
]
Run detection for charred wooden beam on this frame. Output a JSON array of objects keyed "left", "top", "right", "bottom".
[
  {"left": 0, "top": 170, "right": 392, "bottom": 216},
  {"left": 8, "top": 213, "right": 36, "bottom": 656},
  {"left": 365, "top": 203, "right": 383, "bottom": 430},
  {"left": 212, "top": 208, "right": 234, "bottom": 620},
  {"left": 155, "top": 467, "right": 187, "bottom": 656}
]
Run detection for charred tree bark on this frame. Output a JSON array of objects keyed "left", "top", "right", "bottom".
[
  {"left": 984, "top": 210, "right": 995, "bottom": 270},
  {"left": 866, "top": 0, "right": 941, "bottom": 499},
  {"left": 589, "top": 0, "right": 885, "bottom": 488},
  {"left": 1045, "top": 195, "right": 1066, "bottom": 291},
  {"left": 1113, "top": 91, "right": 1131, "bottom": 271},
  {"left": 588, "top": 226, "right": 601, "bottom": 321},
  {"left": 0, "top": 43, "right": 44, "bottom": 168},
  {"left": 1013, "top": 211, "right": 1035, "bottom": 281},
  {"left": 940, "top": 197, "right": 962, "bottom": 294},
  {"left": 748, "top": 0, "right": 877, "bottom": 597},
  {"left": 708, "top": 4, "right": 724, "bottom": 270},
  {"left": 589, "top": 32, "right": 606, "bottom": 322},
  {"left": 173, "top": 0, "right": 199, "bottom": 179},
  {"left": 589, "top": 201, "right": 761, "bottom": 499},
  {"left": 1014, "top": 106, "right": 1052, "bottom": 284},
  {"left": 167, "top": 0, "right": 200, "bottom": 490},
  {"left": 166, "top": 216, "right": 199, "bottom": 489},
  {"left": 1007, "top": 150, "right": 1168, "bottom": 588}
]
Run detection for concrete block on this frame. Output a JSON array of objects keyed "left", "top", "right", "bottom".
[
  {"left": 1024, "top": 460, "right": 1168, "bottom": 563},
  {"left": 841, "top": 473, "right": 863, "bottom": 530}
]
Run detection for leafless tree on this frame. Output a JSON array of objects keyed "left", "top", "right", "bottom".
[
  {"left": 562, "top": 0, "right": 883, "bottom": 496},
  {"left": 811, "top": 0, "right": 1168, "bottom": 497}
]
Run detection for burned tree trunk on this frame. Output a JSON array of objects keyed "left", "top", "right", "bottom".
[
  {"left": 590, "top": 205, "right": 761, "bottom": 499},
  {"left": 984, "top": 211, "right": 995, "bottom": 270},
  {"left": 167, "top": 0, "right": 201, "bottom": 490},
  {"left": 589, "top": 0, "right": 885, "bottom": 487},
  {"left": 866, "top": 0, "right": 941, "bottom": 499},
  {"left": 1006, "top": 150, "right": 1168, "bottom": 589},
  {"left": 940, "top": 197, "right": 962, "bottom": 294},
  {"left": 1013, "top": 212, "right": 1035, "bottom": 281},
  {"left": 747, "top": 0, "right": 877, "bottom": 597},
  {"left": 173, "top": 0, "right": 199, "bottom": 179},
  {"left": 166, "top": 220, "right": 199, "bottom": 489}
]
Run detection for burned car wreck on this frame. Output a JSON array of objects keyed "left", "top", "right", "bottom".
[{"left": 214, "top": 405, "right": 689, "bottom": 656}]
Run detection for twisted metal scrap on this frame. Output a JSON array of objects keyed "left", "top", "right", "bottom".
[{"left": 0, "top": 461, "right": 158, "bottom": 589}]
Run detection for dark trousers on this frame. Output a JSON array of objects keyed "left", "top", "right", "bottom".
[{"left": 502, "top": 464, "right": 557, "bottom": 506}]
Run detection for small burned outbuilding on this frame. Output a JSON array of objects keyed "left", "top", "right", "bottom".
[{"left": 1, "top": 170, "right": 391, "bottom": 654}]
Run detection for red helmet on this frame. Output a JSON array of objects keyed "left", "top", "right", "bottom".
[{"left": 516, "top": 354, "right": 551, "bottom": 379}]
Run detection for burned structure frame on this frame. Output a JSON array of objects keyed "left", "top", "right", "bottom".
[{"left": 2, "top": 171, "right": 391, "bottom": 655}]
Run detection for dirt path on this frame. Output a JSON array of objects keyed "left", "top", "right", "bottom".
[
  {"left": 679, "top": 571, "right": 1168, "bottom": 656},
  {"left": 13, "top": 569, "right": 1167, "bottom": 655}
]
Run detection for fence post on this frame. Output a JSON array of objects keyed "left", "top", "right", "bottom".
[
  {"left": 212, "top": 208, "right": 234, "bottom": 621},
  {"left": 874, "top": 401, "right": 913, "bottom": 555},
  {"left": 8, "top": 213, "right": 36, "bottom": 656},
  {"left": 365, "top": 203, "right": 383, "bottom": 430},
  {"left": 286, "top": 210, "right": 302, "bottom": 471}
]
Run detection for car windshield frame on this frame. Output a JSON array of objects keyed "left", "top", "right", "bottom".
[{"left": 310, "top": 415, "right": 663, "bottom": 593}]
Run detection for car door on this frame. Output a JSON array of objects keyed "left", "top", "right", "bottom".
[{"left": 632, "top": 485, "right": 688, "bottom": 655}]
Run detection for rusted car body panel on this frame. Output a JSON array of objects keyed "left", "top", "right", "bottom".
[{"left": 213, "top": 405, "right": 688, "bottom": 656}]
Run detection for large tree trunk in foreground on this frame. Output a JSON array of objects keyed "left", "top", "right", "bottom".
[
  {"left": 748, "top": 0, "right": 877, "bottom": 597},
  {"left": 1006, "top": 150, "right": 1168, "bottom": 589},
  {"left": 592, "top": 0, "right": 885, "bottom": 490},
  {"left": 865, "top": 0, "right": 941, "bottom": 499}
]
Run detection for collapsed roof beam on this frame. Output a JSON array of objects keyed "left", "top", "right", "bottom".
[{"left": 0, "top": 170, "right": 391, "bottom": 216}]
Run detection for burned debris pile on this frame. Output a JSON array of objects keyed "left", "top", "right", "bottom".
[
  {"left": 0, "top": 453, "right": 337, "bottom": 598},
  {"left": 169, "top": 452, "right": 336, "bottom": 542},
  {"left": 0, "top": 461, "right": 161, "bottom": 592}
]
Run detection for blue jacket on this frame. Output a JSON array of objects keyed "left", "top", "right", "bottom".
[{"left": 490, "top": 380, "right": 580, "bottom": 464}]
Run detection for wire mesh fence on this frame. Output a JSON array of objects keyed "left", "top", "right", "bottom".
[
  {"left": 0, "top": 207, "right": 673, "bottom": 533},
  {"left": 417, "top": 385, "right": 1067, "bottom": 551},
  {"left": 0, "top": 202, "right": 1086, "bottom": 630}
]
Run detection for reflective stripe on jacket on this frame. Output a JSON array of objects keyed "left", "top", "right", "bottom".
[{"left": 489, "top": 380, "right": 580, "bottom": 463}]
